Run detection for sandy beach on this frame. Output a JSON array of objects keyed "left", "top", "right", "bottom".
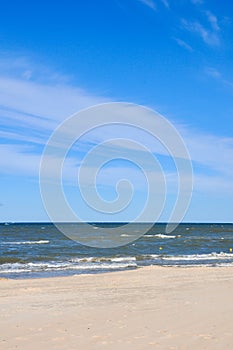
[{"left": 1, "top": 266, "right": 233, "bottom": 350}]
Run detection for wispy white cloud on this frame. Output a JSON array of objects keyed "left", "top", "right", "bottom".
[
  {"left": 0, "top": 54, "right": 108, "bottom": 151},
  {"left": 206, "top": 10, "right": 219, "bottom": 31},
  {"left": 181, "top": 6, "right": 222, "bottom": 47},
  {"left": 1, "top": 55, "right": 233, "bottom": 200},
  {"left": 205, "top": 66, "right": 233, "bottom": 89},
  {"left": 205, "top": 67, "right": 221, "bottom": 79},
  {"left": 191, "top": 0, "right": 203, "bottom": 4},
  {"left": 184, "top": 133, "right": 233, "bottom": 178},
  {"left": 137, "top": 0, "right": 169, "bottom": 10},
  {"left": 174, "top": 38, "right": 193, "bottom": 52},
  {"left": 0, "top": 76, "right": 106, "bottom": 123},
  {"left": 181, "top": 18, "right": 220, "bottom": 46},
  {"left": 160, "top": 0, "right": 169, "bottom": 9},
  {"left": 0, "top": 55, "right": 71, "bottom": 84},
  {"left": 0, "top": 144, "right": 41, "bottom": 176},
  {"left": 137, "top": 0, "right": 156, "bottom": 10},
  {"left": 2, "top": 125, "right": 233, "bottom": 196}
]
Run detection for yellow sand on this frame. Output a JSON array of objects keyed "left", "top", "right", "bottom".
[{"left": 1, "top": 266, "right": 233, "bottom": 349}]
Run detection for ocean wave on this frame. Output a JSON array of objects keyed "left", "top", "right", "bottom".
[
  {"left": 71, "top": 256, "right": 136, "bottom": 263},
  {"left": 1, "top": 240, "right": 50, "bottom": 245},
  {"left": 0, "top": 259, "right": 138, "bottom": 274},
  {"left": 159, "top": 262, "right": 233, "bottom": 268},
  {"left": 0, "top": 252, "right": 232, "bottom": 276},
  {"left": 142, "top": 252, "right": 233, "bottom": 261},
  {"left": 144, "top": 234, "right": 178, "bottom": 239}
]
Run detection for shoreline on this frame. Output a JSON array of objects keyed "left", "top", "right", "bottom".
[
  {"left": 1, "top": 262, "right": 233, "bottom": 281},
  {"left": 1, "top": 266, "right": 233, "bottom": 349}
]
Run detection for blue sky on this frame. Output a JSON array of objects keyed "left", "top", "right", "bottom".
[{"left": 1, "top": 0, "right": 233, "bottom": 223}]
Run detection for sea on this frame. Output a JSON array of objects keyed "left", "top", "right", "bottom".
[{"left": 1, "top": 223, "right": 233, "bottom": 279}]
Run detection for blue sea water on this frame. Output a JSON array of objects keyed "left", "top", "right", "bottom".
[{"left": 0, "top": 223, "right": 233, "bottom": 278}]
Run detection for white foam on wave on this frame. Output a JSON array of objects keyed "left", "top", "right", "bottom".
[
  {"left": 71, "top": 256, "right": 136, "bottom": 263},
  {"left": 145, "top": 252, "right": 233, "bottom": 261},
  {"left": 1, "top": 240, "right": 50, "bottom": 245},
  {"left": 0, "top": 258, "right": 138, "bottom": 274},
  {"left": 145, "top": 234, "right": 177, "bottom": 239},
  {"left": 1, "top": 251, "right": 232, "bottom": 275},
  {"left": 163, "top": 262, "right": 233, "bottom": 268},
  {"left": 112, "top": 256, "right": 136, "bottom": 262}
]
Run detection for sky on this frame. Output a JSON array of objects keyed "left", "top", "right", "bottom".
[{"left": 1, "top": 0, "right": 233, "bottom": 223}]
